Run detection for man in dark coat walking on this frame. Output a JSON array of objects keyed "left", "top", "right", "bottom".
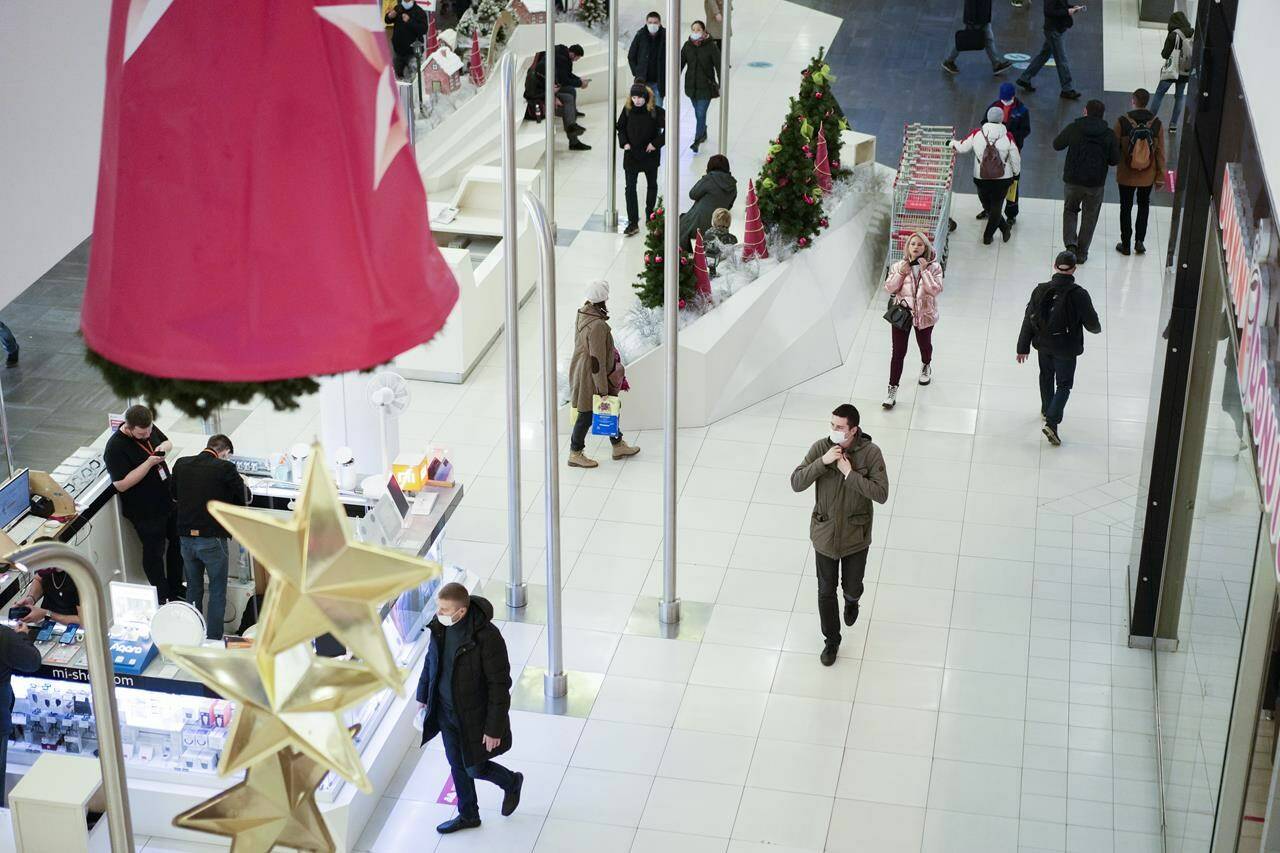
[
  {"left": 418, "top": 584, "right": 522, "bottom": 834},
  {"left": 942, "top": 0, "right": 1014, "bottom": 75},
  {"left": 1051, "top": 99, "right": 1121, "bottom": 264},
  {"left": 627, "top": 12, "right": 667, "bottom": 107},
  {"left": 384, "top": 0, "right": 431, "bottom": 78}
]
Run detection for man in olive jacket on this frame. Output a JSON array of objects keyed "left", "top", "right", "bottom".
[
  {"left": 418, "top": 584, "right": 522, "bottom": 835},
  {"left": 790, "top": 403, "right": 890, "bottom": 666}
]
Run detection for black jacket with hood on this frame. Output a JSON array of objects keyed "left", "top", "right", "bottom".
[
  {"left": 1161, "top": 13, "right": 1195, "bottom": 82},
  {"left": 1044, "top": 0, "right": 1074, "bottom": 32},
  {"left": 616, "top": 97, "right": 666, "bottom": 171},
  {"left": 384, "top": 2, "right": 430, "bottom": 57},
  {"left": 1052, "top": 116, "right": 1121, "bottom": 187},
  {"left": 1017, "top": 273, "right": 1102, "bottom": 357},
  {"left": 417, "top": 596, "right": 513, "bottom": 767}
]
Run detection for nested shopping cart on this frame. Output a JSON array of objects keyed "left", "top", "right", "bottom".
[{"left": 885, "top": 123, "right": 956, "bottom": 274}]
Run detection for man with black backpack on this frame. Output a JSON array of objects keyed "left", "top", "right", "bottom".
[
  {"left": 1114, "top": 88, "right": 1166, "bottom": 256},
  {"left": 1016, "top": 251, "right": 1102, "bottom": 446},
  {"left": 1051, "top": 99, "right": 1120, "bottom": 264}
]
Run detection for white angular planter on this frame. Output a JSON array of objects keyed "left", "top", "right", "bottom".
[{"left": 583, "top": 169, "right": 892, "bottom": 432}]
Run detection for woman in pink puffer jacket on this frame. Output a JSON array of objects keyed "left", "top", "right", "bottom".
[{"left": 882, "top": 231, "right": 944, "bottom": 410}]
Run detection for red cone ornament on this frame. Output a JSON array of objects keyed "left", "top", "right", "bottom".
[
  {"left": 469, "top": 30, "right": 486, "bottom": 86},
  {"left": 815, "top": 125, "right": 833, "bottom": 193},
  {"left": 694, "top": 231, "right": 712, "bottom": 296},
  {"left": 742, "top": 180, "right": 768, "bottom": 260},
  {"left": 83, "top": 0, "right": 458, "bottom": 416}
]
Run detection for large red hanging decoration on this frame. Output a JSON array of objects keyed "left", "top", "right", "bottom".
[
  {"left": 469, "top": 30, "right": 486, "bottom": 86},
  {"left": 82, "top": 0, "right": 459, "bottom": 416}
]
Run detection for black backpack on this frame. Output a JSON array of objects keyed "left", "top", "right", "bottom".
[{"left": 1028, "top": 283, "right": 1078, "bottom": 340}]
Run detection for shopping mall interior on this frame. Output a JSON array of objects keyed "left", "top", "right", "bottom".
[{"left": 1, "top": 0, "right": 1279, "bottom": 850}]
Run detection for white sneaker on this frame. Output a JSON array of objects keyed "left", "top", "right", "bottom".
[
  {"left": 919, "top": 364, "right": 932, "bottom": 385},
  {"left": 882, "top": 385, "right": 898, "bottom": 409}
]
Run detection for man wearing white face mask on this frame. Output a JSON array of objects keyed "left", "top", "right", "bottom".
[
  {"left": 627, "top": 12, "right": 667, "bottom": 108},
  {"left": 384, "top": 0, "right": 430, "bottom": 79},
  {"left": 790, "top": 404, "right": 890, "bottom": 666},
  {"left": 418, "top": 583, "right": 522, "bottom": 835}
]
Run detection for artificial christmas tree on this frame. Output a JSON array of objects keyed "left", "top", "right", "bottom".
[
  {"left": 576, "top": 0, "right": 608, "bottom": 28},
  {"left": 794, "top": 48, "right": 850, "bottom": 181},
  {"left": 693, "top": 230, "right": 712, "bottom": 296},
  {"left": 742, "top": 179, "right": 768, "bottom": 260},
  {"left": 457, "top": 0, "right": 510, "bottom": 41},
  {"left": 633, "top": 199, "right": 697, "bottom": 309},
  {"left": 755, "top": 100, "right": 825, "bottom": 246}
]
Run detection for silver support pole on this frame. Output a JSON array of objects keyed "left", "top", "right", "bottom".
[
  {"left": 522, "top": 190, "right": 566, "bottom": 697},
  {"left": 717, "top": 0, "right": 731, "bottom": 152},
  {"left": 8, "top": 542, "right": 135, "bottom": 852},
  {"left": 543, "top": 6, "right": 556, "bottom": 234},
  {"left": 200, "top": 409, "right": 222, "bottom": 436},
  {"left": 0, "top": 375, "right": 14, "bottom": 477},
  {"left": 659, "top": 0, "right": 681, "bottom": 625},
  {"left": 604, "top": 2, "right": 619, "bottom": 229},
  {"left": 398, "top": 80, "right": 417, "bottom": 148},
  {"left": 500, "top": 54, "right": 527, "bottom": 610}
]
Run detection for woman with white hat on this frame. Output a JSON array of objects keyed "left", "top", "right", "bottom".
[{"left": 568, "top": 281, "right": 641, "bottom": 468}]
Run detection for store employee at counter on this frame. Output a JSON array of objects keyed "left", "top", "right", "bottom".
[
  {"left": 172, "top": 434, "right": 248, "bottom": 640},
  {"left": 16, "top": 566, "right": 80, "bottom": 625},
  {"left": 104, "top": 405, "right": 185, "bottom": 604}
]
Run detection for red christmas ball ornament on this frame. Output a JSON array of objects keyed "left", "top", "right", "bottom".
[
  {"left": 779, "top": 178, "right": 789, "bottom": 186},
  {"left": 832, "top": 160, "right": 840, "bottom": 168},
  {"left": 819, "top": 218, "right": 829, "bottom": 227},
  {"left": 815, "top": 92, "right": 823, "bottom": 99},
  {"left": 797, "top": 237, "right": 809, "bottom": 246},
  {"left": 679, "top": 299, "right": 686, "bottom": 309},
  {"left": 804, "top": 195, "right": 815, "bottom": 205},
  {"left": 656, "top": 255, "right": 664, "bottom": 263},
  {"left": 766, "top": 155, "right": 774, "bottom": 163},
  {"left": 644, "top": 253, "right": 651, "bottom": 263},
  {"left": 805, "top": 152, "right": 814, "bottom": 159},
  {"left": 680, "top": 256, "right": 688, "bottom": 265},
  {"left": 802, "top": 145, "right": 811, "bottom": 153},
  {"left": 801, "top": 69, "right": 810, "bottom": 77}
]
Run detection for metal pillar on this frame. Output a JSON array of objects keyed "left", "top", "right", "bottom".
[
  {"left": 659, "top": 0, "right": 681, "bottom": 626},
  {"left": 717, "top": 0, "right": 731, "bottom": 153},
  {"left": 604, "top": 1, "right": 619, "bottom": 229},
  {"left": 543, "top": 7, "right": 556, "bottom": 233},
  {"left": 522, "top": 191, "right": 566, "bottom": 697},
  {"left": 398, "top": 80, "right": 417, "bottom": 148},
  {"left": 500, "top": 54, "right": 527, "bottom": 610},
  {"left": 8, "top": 542, "right": 135, "bottom": 851},
  {"left": 200, "top": 409, "right": 223, "bottom": 436},
  {"left": 0, "top": 374, "right": 14, "bottom": 477}
]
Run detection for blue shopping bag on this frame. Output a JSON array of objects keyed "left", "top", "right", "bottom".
[{"left": 591, "top": 394, "right": 620, "bottom": 435}]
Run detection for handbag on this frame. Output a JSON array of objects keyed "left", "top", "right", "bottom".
[
  {"left": 591, "top": 394, "right": 621, "bottom": 436},
  {"left": 883, "top": 296, "right": 913, "bottom": 332},
  {"left": 954, "top": 27, "right": 986, "bottom": 52}
]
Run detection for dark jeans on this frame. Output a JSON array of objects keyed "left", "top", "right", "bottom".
[
  {"left": 0, "top": 727, "right": 8, "bottom": 807},
  {"left": 570, "top": 409, "right": 622, "bottom": 452},
  {"left": 945, "top": 22, "right": 1002, "bottom": 67},
  {"left": 1118, "top": 184, "right": 1153, "bottom": 245},
  {"left": 439, "top": 706, "right": 517, "bottom": 821},
  {"left": 0, "top": 323, "right": 17, "bottom": 358},
  {"left": 181, "top": 537, "right": 230, "bottom": 640},
  {"left": 1038, "top": 351, "right": 1077, "bottom": 428},
  {"left": 1019, "top": 27, "right": 1074, "bottom": 91},
  {"left": 974, "top": 177, "right": 1013, "bottom": 239},
  {"left": 130, "top": 513, "right": 184, "bottom": 603},
  {"left": 624, "top": 165, "right": 658, "bottom": 227},
  {"left": 815, "top": 548, "right": 868, "bottom": 646},
  {"left": 1063, "top": 183, "right": 1104, "bottom": 256},
  {"left": 691, "top": 98, "right": 710, "bottom": 142},
  {"left": 1150, "top": 78, "right": 1187, "bottom": 128},
  {"left": 889, "top": 324, "right": 934, "bottom": 386}
]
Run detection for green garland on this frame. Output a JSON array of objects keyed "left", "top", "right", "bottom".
[{"left": 86, "top": 348, "right": 321, "bottom": 418}]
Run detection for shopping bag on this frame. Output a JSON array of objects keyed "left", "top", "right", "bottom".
[
  {"left": 954, "top": 28, "right": 986, "bottom": 52},
  {"left": 591, "top": 395, "right": 620, "bottom": 435},
  {"left": 1165, "top": 168, "right": 1177, "bottom": 192},
  {"left": 1006, "top": 178, "right": 1019, "bottom": 204}
]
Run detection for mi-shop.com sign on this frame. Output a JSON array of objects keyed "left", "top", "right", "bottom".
[{"left": 1220, "top": 163, "right": 1280, "bottom": 578}]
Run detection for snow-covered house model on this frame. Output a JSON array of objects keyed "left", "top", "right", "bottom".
[
  {"left": 421, "top": 45, "right": 464, "bottom": 94},
  {"left": 512, "top": 0, "right": 545, "bottom": 24}
]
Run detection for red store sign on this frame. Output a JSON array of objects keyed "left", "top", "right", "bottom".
[{"left": 1219, "top": 163, "right": 1280, "bottom": 577}]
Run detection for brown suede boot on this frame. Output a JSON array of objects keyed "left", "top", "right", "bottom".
[
  {"left": 568, "top": 451, "right": 598, "bottom": 468},
  {"left": 611, "top": 440, "right": 641, "bottom": 460}
]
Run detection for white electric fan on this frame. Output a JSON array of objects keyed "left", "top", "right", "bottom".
[{"left": 368, "top": 371, "right": 411, "bottom": 474}]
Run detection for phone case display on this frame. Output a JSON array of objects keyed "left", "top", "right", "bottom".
[{"left": 886, "top": 123, "right": 956, "bottom": 272}]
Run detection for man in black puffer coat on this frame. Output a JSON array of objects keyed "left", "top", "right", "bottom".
[
  {"left": 1052, "top": 99, "right": 1120, "bottom": 264},
  {"left": 418, "top": 584, "right": 522, "bottom": 835}
]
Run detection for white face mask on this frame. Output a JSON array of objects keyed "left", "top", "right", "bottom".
[
  {"left": 647, "top": 23, "right": 659, "bottom": 34},
  {"left": 829, "top": 430, "right": 847, "bottom": 445},
  {"left": 401, "top": 0, "right": 413, "bottom": 7},
  {"left": 690, "top": 30, "right": 704, "bottom": 41},
  {"left": 437, "top": 609, "right": 459, "bottom": 627}
]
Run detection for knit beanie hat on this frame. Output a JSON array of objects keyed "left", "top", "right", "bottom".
[
  {"left": 986, "top": 106, "right": 1005, "bottom": 124},
  {"left": 999, "top": 82, "right": 1016, "bottom": 101},
  {"left": 585, "top": 280, "right": 610, "bottom": 304},
  {"left": 630, "top": 83, "right": 649, "bottom": 99}
]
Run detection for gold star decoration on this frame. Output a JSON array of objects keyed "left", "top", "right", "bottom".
[
  {"left": 172, "top": 727, "right": 361, "bottom": 853},
  {"left": 161, "top": 642, "right": 382, "bottom": 791},
  {"left": 207, "top": 443, "right": 442, "bottom": 691}
]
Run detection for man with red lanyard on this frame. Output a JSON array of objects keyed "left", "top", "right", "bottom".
[{"left": 104, "top": 404, "right": 185, "bottom": 603}]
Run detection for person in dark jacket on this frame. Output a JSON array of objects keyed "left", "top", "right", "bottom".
[
  {"left": 679, "top": 21, "right": 720, "bottom": 153},
  {"left": 0, "top": 622, "right": 41, "bottom": 805},
  {"left": 1016, "top": 0, "right": 1085, "bottom": 99},
  {"left": 417, "top": 585, "right": 522, "bottom": 835},
  {"left": 172, "top": 434, "right": 248, "bottom": 640},
  {"left": 617, "top": 83, "right": 666, "bottom": 237},
  {"left": 790, "top": 404, "right": 890, "bottom": 667},
  {"left": 627, "top": 12, "right": 667, "bottom": 107},
  {"left": 527, "top": 45, "right": 592, "bottom": 150},
  {"left": 385, "top": 0, "right": 431, "bottom": 78},
  {"left": 1114, "top": 88, "right": 1166, "bottom": 256},
  {"left": 1052, "top": 100, "right": 1120, "bottom": 264},
  {"left": 977, "top": 82, "right": 1031, "bottom": 225},
  {"left": 941, "top": 0, "right": 1014, "bottom": 75},
  {"left": 1016, "top": 250, "right": 1102, "bottom": 446},
  {"left": 1150, "top": 11, "right": 1194, "bottom": 133},
  {"left": 679, "top": 154, "right": 737, "bottom": 250}
]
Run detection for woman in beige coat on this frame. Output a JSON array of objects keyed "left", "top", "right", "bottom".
[{"left": 568, "top": 281, "right": 641, "bottom": 468}]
